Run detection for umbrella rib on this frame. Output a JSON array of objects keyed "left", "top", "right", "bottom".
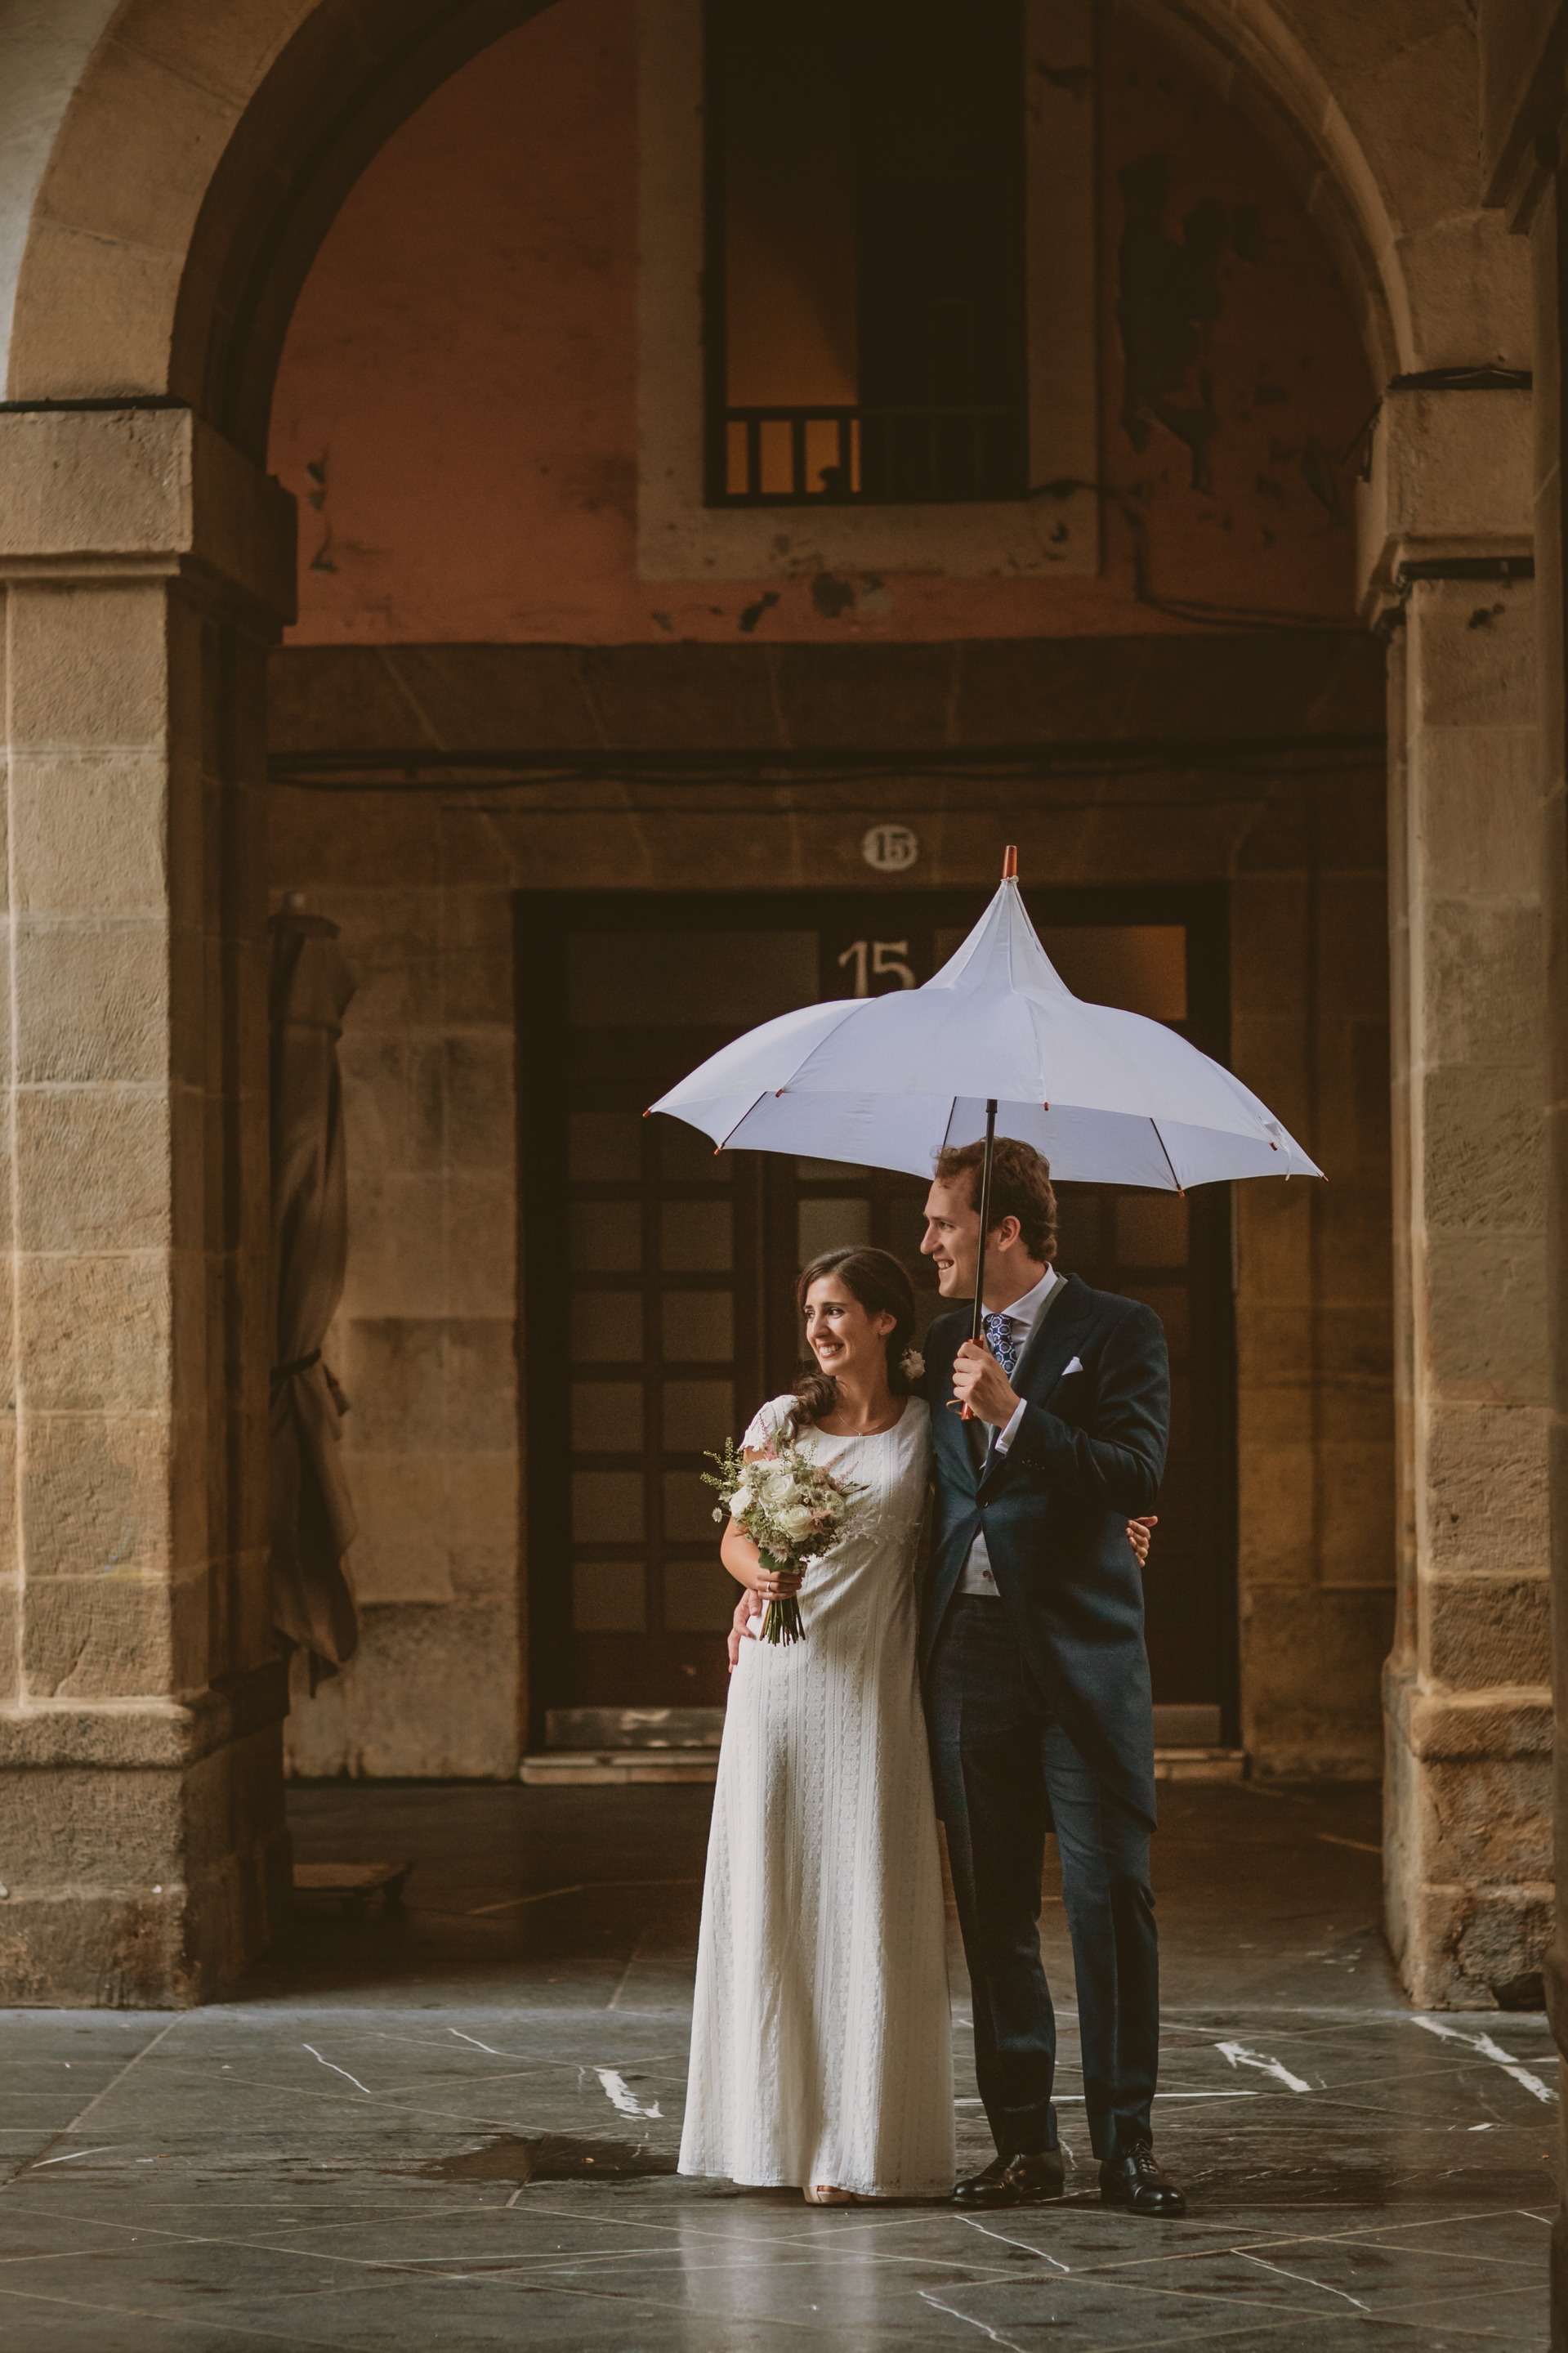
[
  {"left": 1150, "top": 1119, "right": 1185, "bottom": 1196},
  {"left": 716, "top": 1092, "right": 771, "bottom": 1153}
]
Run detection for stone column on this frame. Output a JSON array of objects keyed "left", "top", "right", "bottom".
[
  {"left": 0, "top": 405, "right": 295, "bottom": 2004},
  {"left": 1530, "top": 160, "right": 1568, "bottom": 2345},
  {"left": 1366, "top": 386, "right": 1553, "bottom": 2008}
]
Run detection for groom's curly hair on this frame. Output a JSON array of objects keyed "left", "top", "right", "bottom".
[{"left": 933, "top": 1137, "right": 1058, "bottom": 1264}]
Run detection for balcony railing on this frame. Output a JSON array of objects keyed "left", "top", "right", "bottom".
[{"left": 713, "top": 403, "right": 1027, "bottom": 507}]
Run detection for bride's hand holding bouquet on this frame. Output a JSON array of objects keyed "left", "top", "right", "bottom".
[{"left": 703, "top": 1436, "right": 862, "bottom": 1646}]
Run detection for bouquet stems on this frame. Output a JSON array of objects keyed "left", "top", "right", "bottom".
[{"left": 757, "top": 1551, "right": 804, "bottom": 1646}]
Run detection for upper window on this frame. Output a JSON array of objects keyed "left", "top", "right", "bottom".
[{"left": 704, "top": 1, "right": 1029, "bottom": 508}]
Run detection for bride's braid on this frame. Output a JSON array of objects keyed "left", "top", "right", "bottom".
[{"left": 785, "top": 1248, "right": 919, "bottom": 1437}]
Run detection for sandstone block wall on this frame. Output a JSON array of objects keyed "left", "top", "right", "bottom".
[
  {"left": 269, "top": 630, "right": 1392, "bottom": 1786},
  {"left": 0, "top": 405, "right": 294, "bottom": 2002},
  {"left": 279, "top": 884, "right": 521, "bottom": 1779},
  {"left": 1378, "top": 534, "right": 1552, "bottom": 2006}
]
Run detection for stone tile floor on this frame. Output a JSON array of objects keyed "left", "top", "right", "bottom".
[{"left": 0, "top": 1778, "right": 1556, "bottom": 2350}]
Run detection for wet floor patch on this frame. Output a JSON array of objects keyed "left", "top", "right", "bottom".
[{"left": 422, "top": 2130, "right": 679, "bottom": 2184}]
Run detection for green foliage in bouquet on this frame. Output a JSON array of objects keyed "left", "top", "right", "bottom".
[{"left": 701, "top": 1431, "right": 863, "bottom": 1646}]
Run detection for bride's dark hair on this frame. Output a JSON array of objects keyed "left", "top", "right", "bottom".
[{"left": 787, "top": 1247, "right": 918, "bottom": 1436}]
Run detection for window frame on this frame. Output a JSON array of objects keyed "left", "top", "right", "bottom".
[{"left": 637, "top": 0, "right": 1101, "bottom": 577}]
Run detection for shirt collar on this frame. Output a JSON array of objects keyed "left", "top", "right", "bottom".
[{"left": 983, "top": 1262, "right": 1060, "bottom": 1334}]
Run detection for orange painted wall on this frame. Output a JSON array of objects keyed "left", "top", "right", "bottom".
[{"left": 268, "top": 0, "right": 1374, "bottom": 646}]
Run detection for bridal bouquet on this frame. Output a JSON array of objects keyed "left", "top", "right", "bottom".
[{"left": 701, "top": 1434, "right": 863, "bottom": 1646}]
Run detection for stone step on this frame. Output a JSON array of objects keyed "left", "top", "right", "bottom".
[
  {"left": 522, "top": 1747, "right": 1248, "bottom": 1788},
  {"left": 545, "top": 1706, "right": 723, "bottom": 1751},
  {"left": 544, "top": 1703, "right": 1225, "bottom": 1751}
]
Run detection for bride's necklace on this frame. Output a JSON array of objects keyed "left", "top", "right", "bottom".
[{"left": 820, "top": 1394, "right": 904, "bottom": 1437}]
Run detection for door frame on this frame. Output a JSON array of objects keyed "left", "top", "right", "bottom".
[{"left": 515, "top": 882, "right": 1236, "bottom": 1747}]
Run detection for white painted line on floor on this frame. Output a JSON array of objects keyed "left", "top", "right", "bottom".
[
  {"left": 27, "top": 2146, "right": 115, "bottom": 2168},
  {"left": 15, "top": 2015, "right": 182, "bottom": 2181},
  {"left": 302, "top": 2044, "right": 373, "bottom": 2096},
  {"left": 607, "top": 1931, "right": 648, "bottom": 2012},
  {"left": 958, "top": 2217, "right": 1070, "bottom": 2271},
  {"left": 956, "top": 2091, "right": 1256, "bottom": 2104},
  {"left": 448, "top": 2029, "right": 513, "bottom": 2056},
  {"left": 1216, "top": 2042, "right": 1312, "bottom": 2092},
  {"left": 469, "top": 1877, "right": 701, "bottom": 1918},
  {"left": 1412, "top": 2015, "right": 1557, "bottom": 2105},
  {"left": 1237, "top": 2250, "right": 1369, "bottom": 2310},
  {"left": 919, "top": 2290, "right": 1031, "bottom": 2351},
  {"left": 594, "top": 2066, "right": 662, "bottom": 2119},
  {"left": 467, "top": 1883, "right": 587, "bottom": 1917}
]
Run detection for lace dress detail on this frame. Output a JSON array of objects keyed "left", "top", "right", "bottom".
[{"left": 678, "top": 1395, "right": 954, "bottom": 2197}]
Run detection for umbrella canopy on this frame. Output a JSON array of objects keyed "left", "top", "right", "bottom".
[
  {"left": 268, "top": 907, "right": 360, "bottom": 1684},
  {"left": 650, "top": 865, "right": 1321, "bottom": 1192}
]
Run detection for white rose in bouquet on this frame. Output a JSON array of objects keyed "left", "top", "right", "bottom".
[{"left": 700, "top": 1429, "right": 864, "bottom": 1648}]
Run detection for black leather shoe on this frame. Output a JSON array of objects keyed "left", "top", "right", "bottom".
[
  {"left": 953, "top": 2150, "right": 1065, "bottom": 2207},
  {"left": 1098, "top": 2144, "right": 1186, "bottom": 2217}
]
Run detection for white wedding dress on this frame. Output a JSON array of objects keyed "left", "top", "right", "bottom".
[{"left": 678, "top": 1394, "right": 954, "bottom": 2198}]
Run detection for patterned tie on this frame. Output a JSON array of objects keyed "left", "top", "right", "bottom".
[{"left": 984, "top": 1311, "right": 1019, "bottom": 1376}]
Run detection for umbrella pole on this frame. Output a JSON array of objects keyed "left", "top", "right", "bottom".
[{"left": 962, "top": 1098, "right": 999, "bottom": 1420}]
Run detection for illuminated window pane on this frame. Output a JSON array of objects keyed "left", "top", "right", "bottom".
[
  {"left": 573, "top": 1472, "right": 645, "bottom": 1543},
  {"left": 571, "top": 1201, "right": 641, "bottom": 1271},
  {"left": 574, "top": 1561, "right": 646, "bottom": 1633},
  {"left": 797, "top": 1197, "right": 870, "bottom": 1268},
  {"left": 1115, "top": 1193, "right": 1190, "bottom": 1268},
  {"left": 570, "top": 1111, "right": 642, "bottom": 1182},
  {"left": 663, "top": 1471, "right": 722, "bottom": 1544},
  {"left": 571, "top": 1383, "right": 645, "bottom": 1452},
  {"left": 663, "top": 1381, "right": 735, "bottom": 1455},
  {"left": 570, "top": 1292, "right": 643, "bottom": 1362},
  {"left": 661, "top": 1199, "right": 732, "bottom": 1273},
  {"left": 661, "top": 1291, "right": 734, "bottom": 1362}
]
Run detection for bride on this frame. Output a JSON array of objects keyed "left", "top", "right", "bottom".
[
  {"left": 677, "top": 1246, "right": 953, "bottom": 2203},
  {"left": 678, "top": 1243, "right": 1156, "bottom": 2205}
]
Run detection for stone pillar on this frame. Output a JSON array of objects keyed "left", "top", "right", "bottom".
[
  {"left": 1530, "top": 161, "right": 1568, "bottom": 2346},
  {"left": 0, "top": 406, "right": 295, "bottom": 2004},
  {"left": 1366, "top": 386, "right": 1553, "bottom": 2007}
]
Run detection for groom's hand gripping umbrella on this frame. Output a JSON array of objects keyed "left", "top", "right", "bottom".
[{"left": 650, "top": 847, "right": 1322, "bottom": 1411}]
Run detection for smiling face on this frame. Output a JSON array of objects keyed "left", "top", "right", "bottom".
[
  {"left": 919, "top": 1173, "right": 1024, "bottom": 1300},
  {"left": 918, "top": 1174, "right": 976, "bottom": 1297},
  {"left": 802, "top": 1275, "right": 896, "bottom": 1381}
]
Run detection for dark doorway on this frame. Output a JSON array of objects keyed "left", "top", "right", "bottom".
[{"left": 517, "top": 887, "right": 1235, "bottom": 1742}]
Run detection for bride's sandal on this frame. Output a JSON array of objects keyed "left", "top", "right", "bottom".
[{"left": 804, "top": 2185, "right": 897, "bottom": 2205}]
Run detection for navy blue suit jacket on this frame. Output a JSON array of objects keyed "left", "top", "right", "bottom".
[{"left": 919, "top": 1273, "right": 1170, "bottom": 1828}]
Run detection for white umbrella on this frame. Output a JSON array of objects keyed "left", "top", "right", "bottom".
[
  {"left": 650, "top": 850, "right": 1320, "bottom": 1192},
  {"left": 650, "top": 848, "right": 1320, "bottom": 1397}
]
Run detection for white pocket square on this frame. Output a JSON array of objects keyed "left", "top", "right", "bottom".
[{"left": 1061, "top": 1357, "right": 1084, "bottom": 1376}]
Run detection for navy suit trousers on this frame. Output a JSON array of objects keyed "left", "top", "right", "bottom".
[{"left": 927, "top": 1597, "right": 1159, "bottom": 2163}]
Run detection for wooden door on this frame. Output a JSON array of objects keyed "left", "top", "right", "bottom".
[{"left": 518, "top": 888, "right": 1237, "bottom": 1742}]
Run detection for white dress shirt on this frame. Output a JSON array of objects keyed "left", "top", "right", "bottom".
[{"left": 958, "top": 1263, "right": 1063, "bottom": 1596}]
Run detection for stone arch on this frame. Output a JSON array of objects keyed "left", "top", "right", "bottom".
[
  {"left": 5, "top": 0, "right": 1522, "bottom": 442},
  {"left": 1122, "top": 0, "right": 1530, "bottom": 381},
  {"left": 0, "top": 0, "right": 1542, "bottom": 2020},
  {"left": 4, "top": 0, "right": 555, "bottom": 453}
]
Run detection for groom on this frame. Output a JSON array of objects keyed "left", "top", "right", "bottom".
[{"left": 920, "top": 1136, "right": 1185, "bottom": 2217}]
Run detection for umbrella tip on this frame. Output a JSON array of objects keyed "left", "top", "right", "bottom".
[{"left": 1002, "top": 844, "right": 1018, "bottom": 879}]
